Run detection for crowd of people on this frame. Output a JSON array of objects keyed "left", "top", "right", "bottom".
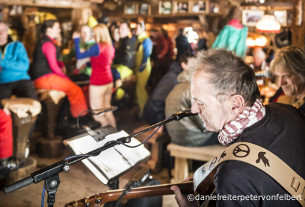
[{"left": 0, "top": 11, "right": 305, "bottom": 206}]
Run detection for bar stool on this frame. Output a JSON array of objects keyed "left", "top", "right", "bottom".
[
  {"left": 1, "top": 97, "right": 41, "bottom": 183},
  {"left": 35, "top": 89, "right": 66, "bottom": 158}
]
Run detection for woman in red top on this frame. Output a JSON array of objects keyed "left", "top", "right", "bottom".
[{"left": 73, "top": 24, "right": 116, "bottom": 128}]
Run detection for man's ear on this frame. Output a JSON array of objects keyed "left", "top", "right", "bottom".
[
  {"left": 231, "top": 95, "right": 245, "bottom": 115},
  {"left": 181, "top": 62, "right": 188, "bottom": 70}
]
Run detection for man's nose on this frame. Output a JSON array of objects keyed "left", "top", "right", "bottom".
[{"left": 191, "top": 102, "right": 199, "bottom": 114}]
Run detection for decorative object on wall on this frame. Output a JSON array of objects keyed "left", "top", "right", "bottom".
[
  {"left": 191, "top": 0, "right": 207, "bottom": 13},
  {"left": 159, "top": 1, "right": 172, "bottom": 14},
  {"left": 124, "top": 2, "right": 137, "bottom": 15},
  {"left": 139, "top": 3, "right": 151, "bottom": 15},
  {"left": 209, "top": 0, "right": 219, "bottom": 13},
  {"left": 274, "top": 10, "right": 287, "bottom": 26},
  {"left": 242, "top": 9, "right": 264, "bottom": 26},
  {"left": 176, "top": 2, "right": 189, "bottom": 13}
]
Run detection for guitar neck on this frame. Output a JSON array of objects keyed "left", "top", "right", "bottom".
[{"left": 65, "top": 181, "right": 194, "bottom": 207}]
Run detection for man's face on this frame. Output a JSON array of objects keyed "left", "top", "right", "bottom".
[
  {"left": 119, "top": 23, "right": 129, "bottom": 38},
  {"left": 0, "top": 23, "right": 8, "bottom": 46},
  {"left": 274, "top": 66, "right": 301, "bottom": 96},
  {"left": 191, "top": 70, "right": 232, "bottom": 132}
]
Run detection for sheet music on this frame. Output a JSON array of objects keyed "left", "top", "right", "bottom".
[{"left": 65, "top": 130, "right": 151, "bottom": 184}]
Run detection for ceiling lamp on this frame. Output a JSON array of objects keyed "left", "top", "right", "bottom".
[
  {"left": 256, "top": 15, "right": 281, "bottom": 33},
  {"left": 246, "top": 37, "right": 255, "bottom": 47},
  {"left": 254, "top": 35, "right": 268, "bottom": 47},
  {"left": 246, "top": 35, "right": 268, "bottom": 48}
]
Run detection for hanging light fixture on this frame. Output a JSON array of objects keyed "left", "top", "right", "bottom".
[
  {"left": 246, "top": 35, "right": 268, "bottom": 48},
  {"left": 246, "top": 37, "right": 255, "bottom": 48},
  {"left": 254, "top": 35, "right": 268, "bottom": 47},
  {"left": 256, "top": 14, "right": 281, "bottom": 33}
]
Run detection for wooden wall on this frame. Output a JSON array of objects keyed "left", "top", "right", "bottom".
[{"left": 291, "top": 0, "right": 305, "bottom": 48}]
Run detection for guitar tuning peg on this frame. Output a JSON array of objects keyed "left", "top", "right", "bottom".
[
  {"left": 84, "top": 198, "right": 90, "bottom": 207},
  {"left": 95, "top": 198, "right": 101, "bottom": 204},
  {"left": 72, "top": 201, "right": 79, "bottom": 207}
]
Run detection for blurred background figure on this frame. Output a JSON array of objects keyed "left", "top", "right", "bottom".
[
  {"left": 142, "top": 54, "right": 189, "bottom": 126},
  {"left": 109, "top": 22, "right": 119, "bottom": 50},
  {"left": 73, "top": 24, "right": 116, "bottom": 128},
  {"left": 270, "top": 46, "right": 305, "bottom": 114},
  {"left": 30, "top": 19, "right": 99, "bottom": 129},
  {"left": 111, "top": 21, "right": 136, "bottom": 105},
  {"left": 148, "top": 28, "right": 173, "bottom": 92},
  {"left": 134, "top": 21, "right": 152, "bottom": 117},
  {"left": 66, "top": 24, "right": 95, "bottom": 82},
  {"left": 250, "top": 47, "right": 269, "bottom": 73},
  {"left": 0, "top": 108, "right": 20, "bottom": 179},
  {"left": 197, "top": 30, "right": 208, "bottom": 52},
  {"left": 0, "top": 21, "right": 36, "bottom": 102},
  {"left": 175, "top": 28, "right": 192, "bottom": 61}
]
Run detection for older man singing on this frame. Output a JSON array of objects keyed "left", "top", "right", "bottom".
[{"left": 171, "top": 48, "right": 305, "bottom": 207}]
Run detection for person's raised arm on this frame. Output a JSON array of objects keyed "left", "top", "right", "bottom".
[{"left": 73, "top": 37, "right": 99, "bottom": 59}]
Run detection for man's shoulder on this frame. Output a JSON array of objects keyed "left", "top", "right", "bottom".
[
  {"left": 5, "top": 41, "right": 26, "bottom": 53},
  {"left": 267, "top": 102, "right": 305, "bottom": 122},
  {"left": 7, "top": 41, "right": 24, "bottom": 47}
]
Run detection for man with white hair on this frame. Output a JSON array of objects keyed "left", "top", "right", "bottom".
[
  {"left": 0, "top": 21, "right": 36, "bottom": 102},
  {"left": 0, "top": 21, "right": 35, "bottom": 177},
  {"left": 171, "top": 48, "right": 305, "bottom": 207}
]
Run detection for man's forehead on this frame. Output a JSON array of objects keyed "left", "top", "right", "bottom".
[
  {"left": 191, "top": 70, "right": 211, "bottom": 85},
  {"left": 191, "top": 71, "right": 213, "bottom": 95}
]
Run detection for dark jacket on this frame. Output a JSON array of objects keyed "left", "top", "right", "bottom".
[
  {"left": 142, "top": 61, "right": 182, "bottom": 124},
  {"left": 112, "top": 36, "right": 136, "bottom": 70},
  {"left": 30, "top": 36, "right": 60, "bottom": 80},
  {"left": 215, "top": 103, "right": 305, "bottom": 207}
]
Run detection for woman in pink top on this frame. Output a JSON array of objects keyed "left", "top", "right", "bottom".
[{"left": 73, "top": 24, "right": 116, "bottom": 128}]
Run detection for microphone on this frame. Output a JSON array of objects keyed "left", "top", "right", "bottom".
[
  {"left": 91, "top": 106, "right": 118, "bottom": 115},
  {"left": 171, "top": 109, "right": 198, "bottom": 121}
]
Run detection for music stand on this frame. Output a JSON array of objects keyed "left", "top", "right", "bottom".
[{"left": 63, "top": 128, "right": 151, "bottom": 189}]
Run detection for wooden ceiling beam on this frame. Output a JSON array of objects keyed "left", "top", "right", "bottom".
[{"left": 0, "top": 0, "right": 92, "bottom": 8}]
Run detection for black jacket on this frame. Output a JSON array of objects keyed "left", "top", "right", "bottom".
[
  {"left": 29, "top": 36, "right": 60, "bottom": 80},
  {"left": 113, "top": 36, "right": 136, "bottom": 70},
  {"left": 214, "top": 103, "right": 305, "bottom": 207}
]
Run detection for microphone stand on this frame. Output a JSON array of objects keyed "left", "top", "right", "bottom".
[{"left": 2, "top": 111, "right": 197, "bottom": 207}]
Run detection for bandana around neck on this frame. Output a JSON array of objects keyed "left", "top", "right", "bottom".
[{"left": 218, "top": 99, "right": 266, "bottom": 145}]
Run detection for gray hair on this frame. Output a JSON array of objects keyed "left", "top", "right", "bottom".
[
  {"left": 188, "top": 48, "right": 260, "bottom": 106},
  {"left": 270, "top": 46, "right": 305, "bottom": 86}
]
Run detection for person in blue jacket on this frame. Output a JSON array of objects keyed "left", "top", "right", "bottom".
[{"left": 0, "top": 21, "right": 36, "bottom": 103}]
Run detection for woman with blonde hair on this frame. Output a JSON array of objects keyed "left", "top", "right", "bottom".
[{"left": 73, "top": 24, "right": 116, "bottom": 128}]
